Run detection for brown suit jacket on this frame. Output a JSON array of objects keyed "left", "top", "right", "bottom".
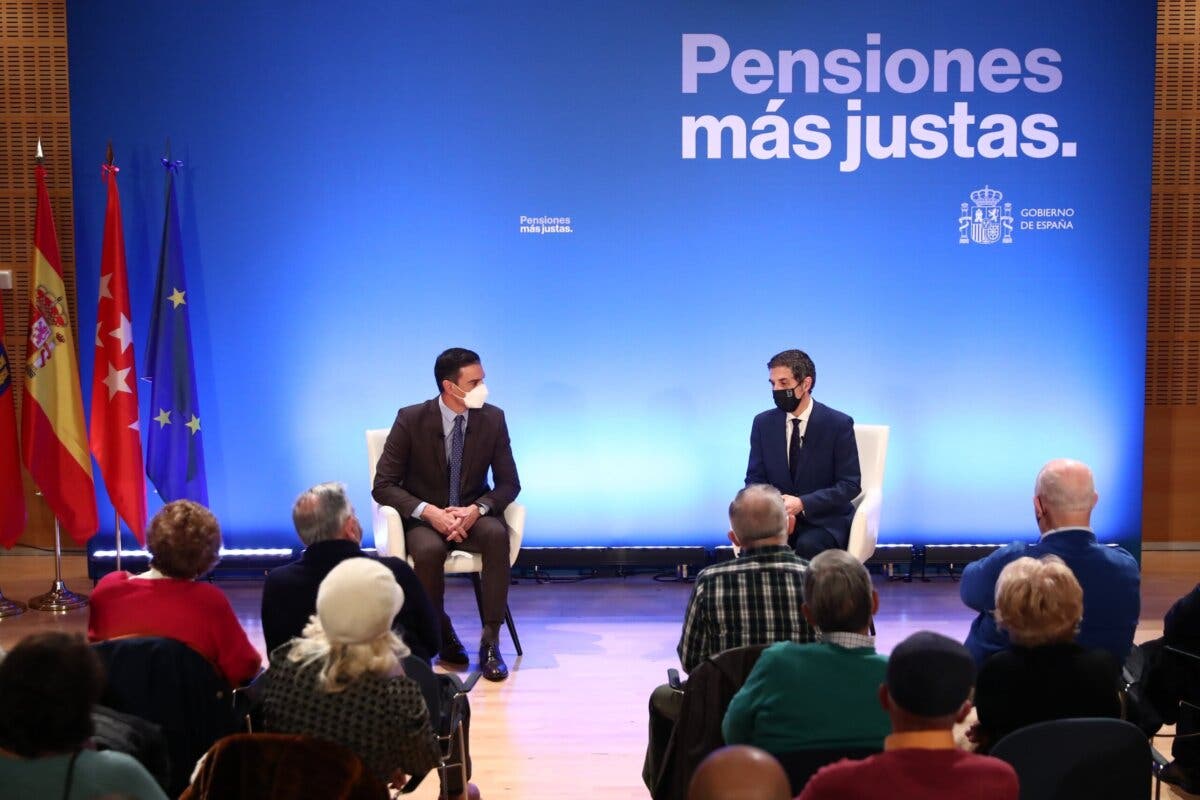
[{"left": 371, "top": 398, "right": 520, "bottom": 528}]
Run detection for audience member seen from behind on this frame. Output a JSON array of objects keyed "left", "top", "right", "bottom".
[
  {"left": 722, "top": 549, "right": 889, "bottom": 754},
  {"left": 0, "top": 632, "right": 168, "bottom": 800},
  {"left": 1140, "top": 582, "right": 1200, "bottom": 793},
  {"left": 260, "top": 557, "right": 479, "bottom": 800},
  {"left": 87, "top": 500, "right": 262, "bottom": 687},
  {"left": 960, "top": 458, "right": 1140, "bottom": 666},
  {"left": 643, "top": 485, "right": 815, "bottom": 788},
  {"left": 261, "top": 481, "right": 439, "bottom": 659},
  {"left": 798, "top": 631, "right": 1018, "bottom": 799},
  {"left": 971, "top": 556, "right": 1121, "bottom": 753},
  {"left": 687, "top": 745, "right": 791, "bottom": 800}
]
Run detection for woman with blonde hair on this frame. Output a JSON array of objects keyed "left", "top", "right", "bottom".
[
  {"left": 972, "top": 555, "right": 1121, "bottom": 751},
  {"left": 261, "top": 557, "right": 478, "bottom": 799}
]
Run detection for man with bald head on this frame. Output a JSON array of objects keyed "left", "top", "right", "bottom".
[
  {"left": 960, "top": 458, "right": 1140, "bottom": 665},
  {"left": 643, "top": 485, "right": 816, "bottom": 790},
  {"left": 688, "top": 746, "right": 791, "bottom": 800},
  {"left": 677, "top": 484, "right": 816, "bottom": 673}
]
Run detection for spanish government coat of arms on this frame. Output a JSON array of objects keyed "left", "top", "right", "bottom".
[{"left": 959, "top": 185, "right": 1014, "bottom": 245}]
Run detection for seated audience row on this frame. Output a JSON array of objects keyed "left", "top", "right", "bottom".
[{"left": 660, "top": 458, "right": 1142, "bottom": 798}]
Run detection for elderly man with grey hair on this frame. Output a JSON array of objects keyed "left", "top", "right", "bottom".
[
  {"left": 260, "top": 482, "right": 439, "bottom": 660},
  {"left": 722, "top": 548, "right": 890, "bottom": 754},
  {"left": 960, "top": 458, "right": 1140, "bottom": 665},
  {"left": 643, "top": 484, "right": 816, "bottom": 789}
]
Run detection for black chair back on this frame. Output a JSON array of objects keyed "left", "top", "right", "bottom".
[
  {"left": 92, "top": 636, "right": 241, "bottom": 797},
  {"left": 776, "top": 747, "right": 881, "bottom": 794},
  {"left": 991, "top": 717, "right": 1151, "bottom": 800},
  {"left": 652, "top": 643, "right": 770, "bottom": 800}
]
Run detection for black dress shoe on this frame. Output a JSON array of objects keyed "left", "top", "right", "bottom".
[
  {"left": 479, "top": 640, "right": 509, "bottom": 682},
  {"left": 438, "top": 627, "right": 469, "bottom": 667}
]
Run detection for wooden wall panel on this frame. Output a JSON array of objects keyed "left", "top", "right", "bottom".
[
  {"left": 1145, "top": 0, "right": 1200, "bottom": 543},
  {"left": 0, "top": 0, "right": 75, "bottom": 549}
]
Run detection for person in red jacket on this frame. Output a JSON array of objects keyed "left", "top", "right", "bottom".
[
  {"left": 87, "top": 500, "right": 261, "bottom": 687},
  {"left": 798, "top": 631, "right": 1018, "bottom": 800}
]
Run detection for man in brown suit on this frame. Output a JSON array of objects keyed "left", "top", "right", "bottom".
[{"left": 372, "top": 348, "right": 520, "bottom": 681}]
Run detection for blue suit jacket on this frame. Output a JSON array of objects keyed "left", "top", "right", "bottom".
[
  {"left": 745, "top": 400, "right": 861, "bottom": 548},
  {"left": 960, "top": 528, "right": 1141, "bottom": 666}
]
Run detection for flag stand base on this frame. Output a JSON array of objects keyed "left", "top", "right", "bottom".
[
  {"left": 28, "top": 580, "right": 87, "bottom": 613},
  {"left": 29, "top": 519, "right": 88, "bottom": 613},
  {"left": 0, "top": 591, "right": 25, "bottom": 618}
]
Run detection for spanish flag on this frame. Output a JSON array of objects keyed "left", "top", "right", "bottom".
[{"left": 21, "top": 161, "right": 98, "bottom": 543}]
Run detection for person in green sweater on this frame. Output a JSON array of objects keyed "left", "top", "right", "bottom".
[
  {"left": 722, "top": 549, "right": 890, "bottom": 754},
  {"left": 0, "top": 632, "right": 167, "bottom": 800}
]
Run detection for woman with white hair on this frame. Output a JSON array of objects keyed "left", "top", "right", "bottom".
[
  {"left": 972, "top": 555, "right": 1122, "bottom": 752},
  {"left": 261, "top": 557, "right": 478, "bottom": 799}
]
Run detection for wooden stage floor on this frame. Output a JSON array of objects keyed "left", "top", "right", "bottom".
[{"left": 0, "top": 550, "right": 1197, "bottom": 799}]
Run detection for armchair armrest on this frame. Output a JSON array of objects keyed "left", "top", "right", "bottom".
[
  {"left": 847, "top": 488, "right": 883, "bottom": 562},
  {"left": 502, "top": 502, "right": 525, "bottom": 567},
  {"left": 372, "top": 504, "right": 407, "bottom": 561}
]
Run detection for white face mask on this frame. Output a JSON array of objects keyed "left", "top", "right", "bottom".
[{"left": 454, "top": 382, "right": 489, "bottom": 409}]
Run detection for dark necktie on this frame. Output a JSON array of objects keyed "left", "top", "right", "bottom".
[
  {"left": 448, "top": 414, "right": 465, "bottom": 506},
  {"left": 789, "top": 417, "right": 803, "bottom": 480}
]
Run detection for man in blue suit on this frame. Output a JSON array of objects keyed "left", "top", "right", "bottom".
[
  {"left": 960, "top": 458, "right": 1141, "bottom": 666},
  {"left": 746, "top": 349, "right": 861, "bottom": 559}
]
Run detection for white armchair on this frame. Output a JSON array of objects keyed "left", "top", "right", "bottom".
[
  {"left": 365, "top": 427, "right": 525, "bottom": 655},
  {"left": 847, "top": 424, "right": 889, "bottom": 563}
]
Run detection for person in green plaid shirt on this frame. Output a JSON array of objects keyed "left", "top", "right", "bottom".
[{"left": 644, "top": 484, "right": 817, "bottom": 788}]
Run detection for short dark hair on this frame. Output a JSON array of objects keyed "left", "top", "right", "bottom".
[
  {"left": 886, "top": 631, "right": 976, "bottom": 718},
  {"left": 767, "top": 349, "right": 816, "bottom": 391},
  {"left": 434, "top": 348, "right": 481, "bottom": 391},
  {"left": 147, "top": 499, "right": 222, "bottom": 579},
  {"left": 0, "top": 632, "right": 105, "bottom": 757}
]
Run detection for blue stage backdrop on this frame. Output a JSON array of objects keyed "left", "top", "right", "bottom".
[{"left": 66, "top": 1, "right": 1154, "bottom": 552}]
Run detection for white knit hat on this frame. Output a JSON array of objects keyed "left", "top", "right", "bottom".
[{"left": 315, "top": 558, "right": 405, "bottom": 645}]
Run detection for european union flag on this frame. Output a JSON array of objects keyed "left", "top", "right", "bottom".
[{"left": 144, "top": 159, "right": 207, "bottom": 504}]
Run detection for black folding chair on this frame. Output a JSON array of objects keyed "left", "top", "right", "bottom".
[
  {"left": 991, "top": 717, "right": 1151, "bottom": 800},
  {"left": 399, "top": 656, "right": 480, "bottom": 799}
]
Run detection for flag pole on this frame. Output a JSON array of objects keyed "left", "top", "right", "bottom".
[
  {"left": 106, "top": 142, "right": 123, "bottom": 575},
  {"left": 28, "top": 518, "right": 88, "bottom": 612},
  {"left": 114, "top": 511, "right": 122, "bottom": 572}
]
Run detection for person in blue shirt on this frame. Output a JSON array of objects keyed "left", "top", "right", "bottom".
[{"left": 960, "top": 458, "right": 1140, "bottom": 666}]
